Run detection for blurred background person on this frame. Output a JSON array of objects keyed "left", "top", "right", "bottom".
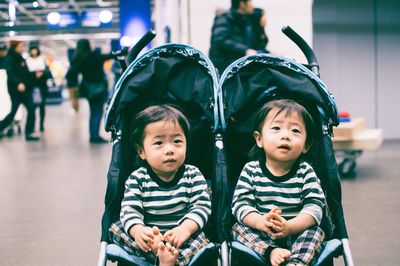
[
  {"left": 72, "top": 39, "right": 113, "bottom": 144},
  {"left": 0, "top": 42, "right": 7, "bottom": 69},
  {"left": 209, "top": 0, "right": 268, "bottom": 74},
  {"left": 251, "top": 7, "right": 269, "bottom": 54},
  {"left": 26, "top": 45, "right": 52, "bottom": 132},
  {"left": 0, "top": 40, "right": 38, "bottom": 141},
  {"left": 65, "top": 62, "right": 79, "bottom": 113},
  {"left": 0, "top": 42, "right": 7, "bottom": 139}
]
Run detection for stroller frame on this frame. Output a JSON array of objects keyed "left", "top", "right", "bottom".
[{"left": 98, "top": 27, "right": 354, "bottom": 266}]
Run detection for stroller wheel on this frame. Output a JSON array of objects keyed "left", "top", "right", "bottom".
[
  {"left": 339, "top": 158, "right": 356, "bottom": 177},
  {"left": 6, "top": 127, "right": 14, "bottom": 137}
]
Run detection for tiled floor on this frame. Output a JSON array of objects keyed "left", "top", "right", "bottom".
[{"left": 0, "top": 102, "right": 398, "bottom": 265}]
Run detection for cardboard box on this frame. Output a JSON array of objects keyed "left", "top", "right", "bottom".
[
  {"left": 333, "top": 129, "right": 383, "bottom": 150},
  {"left": 332, "top": 118, "right": 365, "bottom": 141}
]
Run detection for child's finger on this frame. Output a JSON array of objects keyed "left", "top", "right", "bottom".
[
  {"left": 140, "top": 233, "right": 154, "bottom": 243},
  {"left": 137, "top": 238, "right": 151, "bottom": 252},
  {"left": 142, "top": 228, "right": 155, "bottom": 238},
  {"left": 163, "top": 230, "right": 172, "bottom": 239},
  {"left": 270, "top": 212, "right": 283, "bottom": 222}
]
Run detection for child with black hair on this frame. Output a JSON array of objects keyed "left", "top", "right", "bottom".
[
  {"left": 232, "top": 99, "right": 326, "bottom": 266},
  {"left": 109, "top": 105, "right": 212, "bottom": 266}
]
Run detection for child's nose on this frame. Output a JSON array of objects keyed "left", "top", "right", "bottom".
[
  {"left": 164, "top": 143, "right": 174, "bottom": 154},
  {"left": 281, "top": 130, "right": 290, "bottom": 140}
]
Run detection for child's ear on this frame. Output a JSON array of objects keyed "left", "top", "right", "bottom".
[
  {"left": 302, "top": 141, "right": 312, "bottom": 154},
  {"left": 135, "top": 144, "right": 146, "bottom": 160},
  {"left": 253, "top": 131, "right": 263, "bottom": 148}
]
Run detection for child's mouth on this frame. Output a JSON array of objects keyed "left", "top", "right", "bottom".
[{"left": 278, "top": 145, "right": 290, "bottom": 150}]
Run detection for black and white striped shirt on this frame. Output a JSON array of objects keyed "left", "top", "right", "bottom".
[
  {"left": 232, "top": 160, "right": 325, "bottom": 225},
  {"left": 121, "top": 164, "right": 212, "bottom": 234}
]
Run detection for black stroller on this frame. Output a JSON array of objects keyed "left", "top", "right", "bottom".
[{"left": 97, "top": 27, "right": 354, "bottom": 266}]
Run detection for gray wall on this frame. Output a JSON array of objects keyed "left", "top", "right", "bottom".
[{"left": 313, "top": 0, "right": 400, "bottom": 139}]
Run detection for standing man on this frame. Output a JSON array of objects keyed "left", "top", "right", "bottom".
[
  {"left": 209, "top": 0, "right": 263, "bottom": 74},
  {"left": 0, "top": 40, "right": 39, "bottom": 141}
]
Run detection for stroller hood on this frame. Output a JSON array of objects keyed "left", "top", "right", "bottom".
[
  {"left": 105, "top": 44, "right": 219, "bottom": 133},
  {"left": 218, "top": 54, "right": 339, "bottom": 132}
]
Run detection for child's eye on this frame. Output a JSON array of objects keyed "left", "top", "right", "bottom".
[
  {"left": 292, "top": 129, "right": 301, "bottom": 133},
  {"left": 153, "top": 141, "right": 163, "bottom": 145},
  {"left": 174, "top": 139, "right": 183, "bottom": 144},
  {"left": 271, "top": 126, "right": 280, "bottom": 131}
]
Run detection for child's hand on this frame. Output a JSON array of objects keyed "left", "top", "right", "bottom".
[
  {"left": 163, "top": 219, "right": 198, "bottom": 249},
  {"left": 163, "top": 225, "right": 191, "bottom": 249},
  {"left": 254, "top": 213, "right": 275, "bottom": 234},
  {"left": 268, "top": 213, "right": 291, "bottom": 239},
  {"left": 258, "top": 206, "right": 283, "bottom": 235},
  {"left": 130, "top": 224, "right": 155, "bottom": 252}
]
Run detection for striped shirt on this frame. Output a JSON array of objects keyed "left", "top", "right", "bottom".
[
  {"left": 121, "top": 164, "right": 212, "bottom": 235},
  {"left": 232, "top": 160, "right": 325, "bottom": 225}
]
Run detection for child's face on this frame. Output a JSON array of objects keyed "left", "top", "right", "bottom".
[
  {"left": 137, "top": 120, "right": 186, "bottom": 181},
  {"left": 254, "top": 108, "right": 309, "bottom": 167}
]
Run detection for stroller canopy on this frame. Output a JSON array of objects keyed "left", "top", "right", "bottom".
[
  {"left": 105, "top": 44, "right": 219, "bottom": 133},
  {"left": 218, "top": 54, "right": 339, "bottom": 132}
]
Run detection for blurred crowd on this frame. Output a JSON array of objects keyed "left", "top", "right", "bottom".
[
  {"left": 0, "top": 0, "right": 269, "bottom": 145},
  {"left": 0, "top": 39, "right": 118, "bottom": 143}
]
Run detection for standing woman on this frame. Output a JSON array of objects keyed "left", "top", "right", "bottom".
[
  {"left": 0, "top": 40, "right": 38, "bottom": 141},
  {"left": 26, "top": 45, "right": 51, "bottom": 132},
  {"left": 72, "top": 39, "right": 113, "bottom": 143}
]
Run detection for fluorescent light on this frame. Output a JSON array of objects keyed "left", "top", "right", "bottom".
[
  {"left": 99, "top": 10, "right": 113, "bottom": 24},
  {"left": 47, "top": 12, "right": 61, "bottom": 25}
]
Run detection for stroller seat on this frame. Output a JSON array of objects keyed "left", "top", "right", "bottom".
[
  {"left": 230, "top": 239, "right": 343, "bottom": 265},
  {"left": 106, "top": 242, "right": 219, "bottom": 266}
]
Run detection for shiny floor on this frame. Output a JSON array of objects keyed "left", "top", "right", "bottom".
[{"left": 0, "top": 101, "right": 399, "bottom": 266}]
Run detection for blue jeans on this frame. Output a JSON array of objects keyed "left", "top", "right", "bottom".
[{"left": 88, "top": 98, "right": 105, "bottom": 139}]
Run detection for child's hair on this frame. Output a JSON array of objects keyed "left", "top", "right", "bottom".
[
  {"left": 129, "top": 104, "right": 190, "bottom": 150},
  {"left": 250, "top": 99, "right": 316, "bottom": 160}
]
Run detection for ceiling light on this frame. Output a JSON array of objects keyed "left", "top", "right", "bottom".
[
  {"left": 47, "top": 12, "right": 61, "bottom": 25},
  {"left": 9, "top": 31, "right": 15, "bottom": 36},
  {"left": 32, "top": 1, "right": 39, "bottom": 8},
  {"left": 120, "top": 36, "right": 132, "bottom": 47},
  {"left": 99, "top": 10, "right": 113, "bottom": 24}
]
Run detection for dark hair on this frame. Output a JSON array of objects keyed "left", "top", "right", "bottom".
[
  {"left": 250, "top": 99, "right": 316, "bottom": 160},
  {"left": 129, "top": 105, "right": 190, "bottom": 151},
  {"left": 72, "top": 39, "right": 91, "bottom": 72},
  {"left": 231, "top": 0, "right": 249, "bottom": 9},
  {"left": 29, "top": 46, "right": 41, "bottom": 56}
]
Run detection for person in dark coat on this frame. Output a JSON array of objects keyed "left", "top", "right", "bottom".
[
  {"left": 251, "top": 7, "right": 269, "bottom": 53},
  {"left": 26, "top": 45, "right": 51, "bottom": 132},
  {"left": 0, "top": 40, "right": 38, "bottom": 141},
  {"left": 72, "top": 39, "right": 113, "bottom": 143},
  {"left": 209, "top": 0, "right": 268, "bottom": 74}
]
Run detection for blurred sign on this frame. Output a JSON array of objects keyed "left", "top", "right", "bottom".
[
  {"left": 81, "top": 11, "right": 112, "bottom": 27},
  {"left": 47, "top": 11, "right": 112, "bottom": 29},
  {"left": 47, "top": 12, "right": 79, "bottom": 28}
]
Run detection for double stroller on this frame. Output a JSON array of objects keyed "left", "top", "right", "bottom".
[{"left": 97, "top": 27, "right": 354, "bottom": 266}]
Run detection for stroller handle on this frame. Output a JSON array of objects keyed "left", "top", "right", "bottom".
[
  {"left": 126, "top": 29, "right": 157, "bottom": 67},
  {"left": 282, "top": 26, "right": 320, "bottom": 77}
]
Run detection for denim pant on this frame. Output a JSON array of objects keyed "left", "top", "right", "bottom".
[
  {"left": 0, "top": 91, "right": 35, "bottom": 136},
  {"left": 88, "top": 98, "right": 105, "bottom": 139}
]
